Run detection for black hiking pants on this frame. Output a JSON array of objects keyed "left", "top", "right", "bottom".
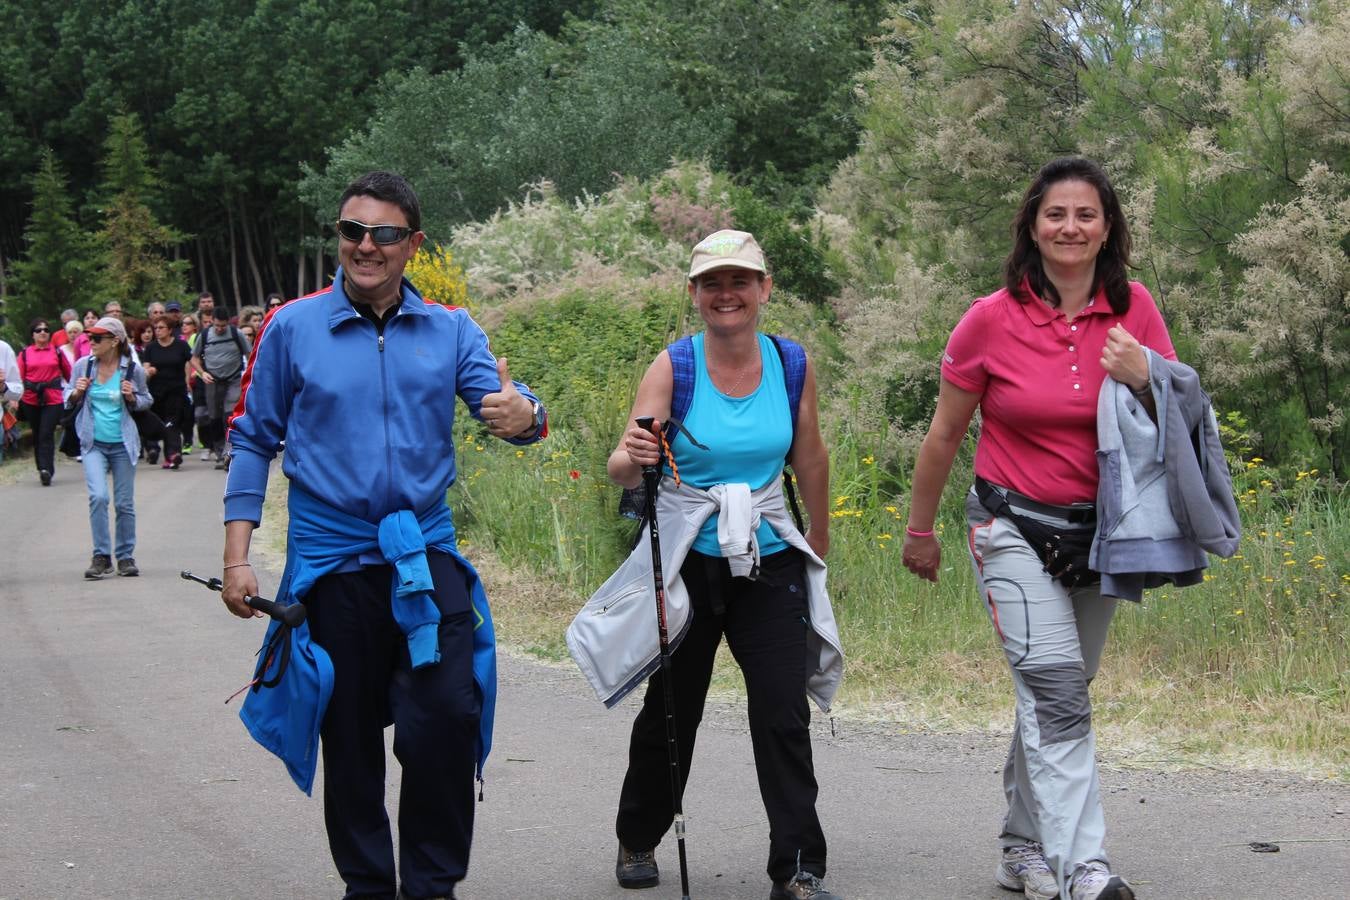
[
  {"left": 616, "top": 547, "right": 827, "bottom": 883},
  {"left": 306, "top": 551, "right": 481, "bottom": 900}
]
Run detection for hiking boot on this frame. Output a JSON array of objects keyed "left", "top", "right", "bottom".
[
  {"left": 146, "top": 445, "right": 159, "bottom": 465},
  {"left": 182, "top": 442, "right": 193, "bottom": 455},
  {"left": 85, "top": 554, "right": 113, "bottom": 579},
  {"left": 1069, "top": 861, "right": 1134, "bottom": 900},
  {"left": 997, "top": 842, "right": 1058, "bottom": 900},
  {"left": 170, "top": 453, "right": 183, "bottom": 469},
  {"left": 214, "top": 454, "right": 228, "bottom": 470},
  {"left": 615, "top": 844, "right": 659, "bottom": 889},
  {"left": 40, "top": 469, "right": 52, "bottom": 486},
  {"left": 770, "top": 871, "right": 842, "bottom": 900},
  {"left": 117, "top": 558, "right": 139, "bottom": 577}
]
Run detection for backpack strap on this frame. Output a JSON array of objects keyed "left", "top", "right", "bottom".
[
  {"left": 665, "top": 335, "right": 696, "bottom": 444},
  {"left": 767, "top": 335, "right": 806, "bottom": 449},
  {"left": 232, "top": 325, "right": 249, "bottom": 357},
  {"left": 665, "top": 332, "right": 809, "bottom": 531}
]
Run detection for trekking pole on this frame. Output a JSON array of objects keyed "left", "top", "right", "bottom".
[
  {"left": 634, "top": 416, "right": 692, "bottom": 900},
  {"left": 180, "top": 570, "right": 307, "bottom": 628}
]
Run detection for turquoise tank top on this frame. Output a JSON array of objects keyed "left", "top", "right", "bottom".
[
  {"left": 669, "top": 333, "right": 792, "bottom": 557},
  {"left": 90, "top": 370, "right": 124, "bottom": 443}
]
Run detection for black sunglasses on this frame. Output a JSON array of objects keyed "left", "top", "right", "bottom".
[
  {"left": 89, "top": 334, "right": 112, "bottom": 343},
  {"left": 32, "top": 326, "right": 50, "bottom": 333},
  {"left": 335, "top": 219, "right": 412, "bottom": 245}
]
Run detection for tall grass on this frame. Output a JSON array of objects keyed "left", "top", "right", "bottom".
[{"left": 442, "top": 161, "right": 1347, "bottom": 778}]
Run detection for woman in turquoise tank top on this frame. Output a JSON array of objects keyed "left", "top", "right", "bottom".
[
  {"left": 65, "top": 316, "right": 152, "bottom": 579},
  {"left": 605, "top": 230, "right": 841, "bottom": 900}
]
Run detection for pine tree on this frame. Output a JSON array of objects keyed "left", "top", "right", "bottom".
[
  {"left": 98, "top": 112, "right": 189, "bottom": 314},
  {"left": 7, "top": 149, "right": 103, "bottom": 331}
]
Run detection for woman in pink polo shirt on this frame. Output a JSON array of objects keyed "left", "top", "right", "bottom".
[{"left": 903, "top": 158, "right": 1175, "bottom": 900}]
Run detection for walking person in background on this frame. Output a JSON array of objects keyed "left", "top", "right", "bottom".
[
  {"left": 219, "top": 171, "right": 547, "bottom": 900},
  {"left": 51, "top": 308, "right": 78, "bottom": 351},
  {"left": 191, "top": 306, "right": 250, "bottom": 469},
  {"left": 131, "top": 319, "right": 155, "bottom": 357},
  {"left": 66, "top": 317, "right": 151, "bottom": 579},
  {"left": 195, "top": 291, "right": 215, "bottom": 322},
  {"left": 266, "top": 292, "right": 285, "bottom": 312},
  {"left": 179, "top": 310, "right": 200, "bottom": 455},
  {"left": 164, "top": 301, "right": 185, "bottom": 339},
  {"left": 1, "top": 337, "right": 20, "bottom": 465},
  {"left": 142, "top": 317, "right": 193, "bottom": 469},
  {"left": 595, "top": 229, "right": 842, "bottom": 900},
  {"left": 66, "top": 320, "right": 91, "bottom": 362},
  {"left": 82, "top": 308, "right": 100, "bottom": 331},
  {"left": 901, "top": 157, "right": 1173, "bottom": 900},
  {"left": 17, "top": 317, "right": 73, "bottom": 486}
]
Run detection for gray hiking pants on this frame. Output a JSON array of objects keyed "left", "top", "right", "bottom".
[{"left": 964, "top": 489, "right": 1117, "bottom": 894}]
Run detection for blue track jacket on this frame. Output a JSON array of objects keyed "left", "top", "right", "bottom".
[{"left": 224, "top": 269, "right": 541, "bottom": 794}]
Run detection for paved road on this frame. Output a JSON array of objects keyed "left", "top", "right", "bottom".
[{"left": 2, "top": 456, "right": 1346, "bottom": 899}]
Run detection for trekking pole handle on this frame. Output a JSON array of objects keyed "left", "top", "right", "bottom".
[
  {"left": 634, "top": 416, "right": 661, "bottom": 476},
  {"left": 180, "top": 570, "right": 307, "bottom": 628}
]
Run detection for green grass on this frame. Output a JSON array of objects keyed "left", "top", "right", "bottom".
[{"left": 457, "top": 423, "right": 1349, "bottom": 781}]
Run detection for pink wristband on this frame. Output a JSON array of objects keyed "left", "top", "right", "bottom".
[{"left": 905, "top": 526, "right": 934, "bottom": 538}]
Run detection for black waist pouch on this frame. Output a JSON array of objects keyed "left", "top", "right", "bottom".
[{"left": 976, "top": 479, "right": 1100, "bottom": 589}]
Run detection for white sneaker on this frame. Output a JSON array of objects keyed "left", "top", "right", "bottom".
[
  {"left": 996, "top": 842, "right": 1059, "bottom": 900},
  {"left": 1069, "top": 861, "right": 1134, "bottom": 900}
]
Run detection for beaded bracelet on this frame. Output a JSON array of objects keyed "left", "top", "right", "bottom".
[{"left": 905, "top": 526, "right": 934, "bottom": 539}]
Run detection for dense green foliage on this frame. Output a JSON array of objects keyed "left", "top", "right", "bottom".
[
  {"left": 4, "top": 150, "right": 100, "bottom": 335},
  {"left": 824, "top": 0, "right": 1350, "bottom": 477},
  {"left": 0, "top": 0, "right": 600, "bottom": 306}
]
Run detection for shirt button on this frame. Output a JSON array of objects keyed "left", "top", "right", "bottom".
[
  {"left": 1073, "top": 384, "right": 1081, "bottom": 390},
  {"left": 1071, "top": 365, "right": 1078, "bottom": 372},
  {"left": 1071, "top": 325, "right": 1078, "bottom": 332},
  {"left": 1069, "top": 345, "right": 1076, "bottom": 352}
]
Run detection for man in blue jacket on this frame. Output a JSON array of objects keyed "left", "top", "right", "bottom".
[{"left": 220, "top": 171, "right": 547, "bottom": 900}]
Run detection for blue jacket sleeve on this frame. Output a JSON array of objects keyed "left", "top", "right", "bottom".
[
  {"left": 224, "top": 316, "right": 293, "bottom": 523},
  {"left": 451, "top": 309, "right": 545, "bottom": 445}
]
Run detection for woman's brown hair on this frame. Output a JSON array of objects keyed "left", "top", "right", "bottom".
[{"left": 1004, "top": 157, "right": 1133, "bottom": 314}]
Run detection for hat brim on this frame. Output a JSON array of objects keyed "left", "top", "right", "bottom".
[
  {"left": 687, "top": 258, "right": 767, "bottom": 280},
  {"left": 86, "top": 327, "right": 115, "bottom": 335}
]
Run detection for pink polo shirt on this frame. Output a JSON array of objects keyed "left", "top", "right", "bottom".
[{"left": 941, "top": 280, "right": 1176, "bottom": 506}]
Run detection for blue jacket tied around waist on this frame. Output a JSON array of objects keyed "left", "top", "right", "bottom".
[
  {"left": 224, "top": 271, "right": 542, "bottom": 795},
  {"left": 240, "top": 483, "right": 497, "bottom": 795}
]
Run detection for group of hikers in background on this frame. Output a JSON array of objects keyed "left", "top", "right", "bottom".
[
  {"left": 1, "top": 157, "right": 1242, "bottom": 900},
  {"left": 0, "top": 291, "right": 278, "bottom": 578}
]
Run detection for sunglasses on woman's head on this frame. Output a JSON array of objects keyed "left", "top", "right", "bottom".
[{"left": 335, "top": 218, "right": 412, "bottom": 245}]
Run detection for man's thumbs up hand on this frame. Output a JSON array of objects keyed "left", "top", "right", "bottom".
[{"left": 480, "top": 356, "right": 532, "bottom": 438}]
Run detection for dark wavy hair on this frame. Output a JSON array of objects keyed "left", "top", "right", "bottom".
[{"left": 1004, "top": 157, "right": 1133, "bottom": 314}]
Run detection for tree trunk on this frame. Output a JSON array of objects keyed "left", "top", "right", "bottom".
[
  {"left": 314, "top": 243, "right": 324, "bottom": 292},
  {"left": 296, "top": 217, "right": 307, "bottom": 298},
  {"left": 239, "top": 198, "right": 264, "bottom": 304},
  {"left": 226, "top": 204, "right": 242, "bottom": 310}
]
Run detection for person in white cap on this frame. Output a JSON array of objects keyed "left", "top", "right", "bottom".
[
  {"left": 66, "top": 316, "right": 152, "bottom": 578},
  {"left": 605, "top": 229, "right": 843, "bottom": 899}
]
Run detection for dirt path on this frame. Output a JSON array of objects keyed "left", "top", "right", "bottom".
[{"left": 1, "top": 456, "right": 1345, "bottom": 898}]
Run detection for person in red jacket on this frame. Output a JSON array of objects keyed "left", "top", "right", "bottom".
[{"left": 17, "top": 317, "right": 73, "bottom": 486}]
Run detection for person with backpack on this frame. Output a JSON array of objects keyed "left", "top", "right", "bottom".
[
  {"left": 65, "top": 317, "right": 152, "bottom": 578},
  {"left": 141, "top": 317, "right": 194, "bottom": 469},
  {"left": 16, "top": 317, "right": 74, "bottom": 486},
  {"left": 191, "top": 305, "right": 251, "bottom": 469},
  {"left": 601, "top": 229, "right": 843, "bottom": 900},
  {"left": 1, "top": 337, "right": 20, "bottom": 464},
  {"left": 900, "top": 158, "right": 1173, "bottom": 900}
]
